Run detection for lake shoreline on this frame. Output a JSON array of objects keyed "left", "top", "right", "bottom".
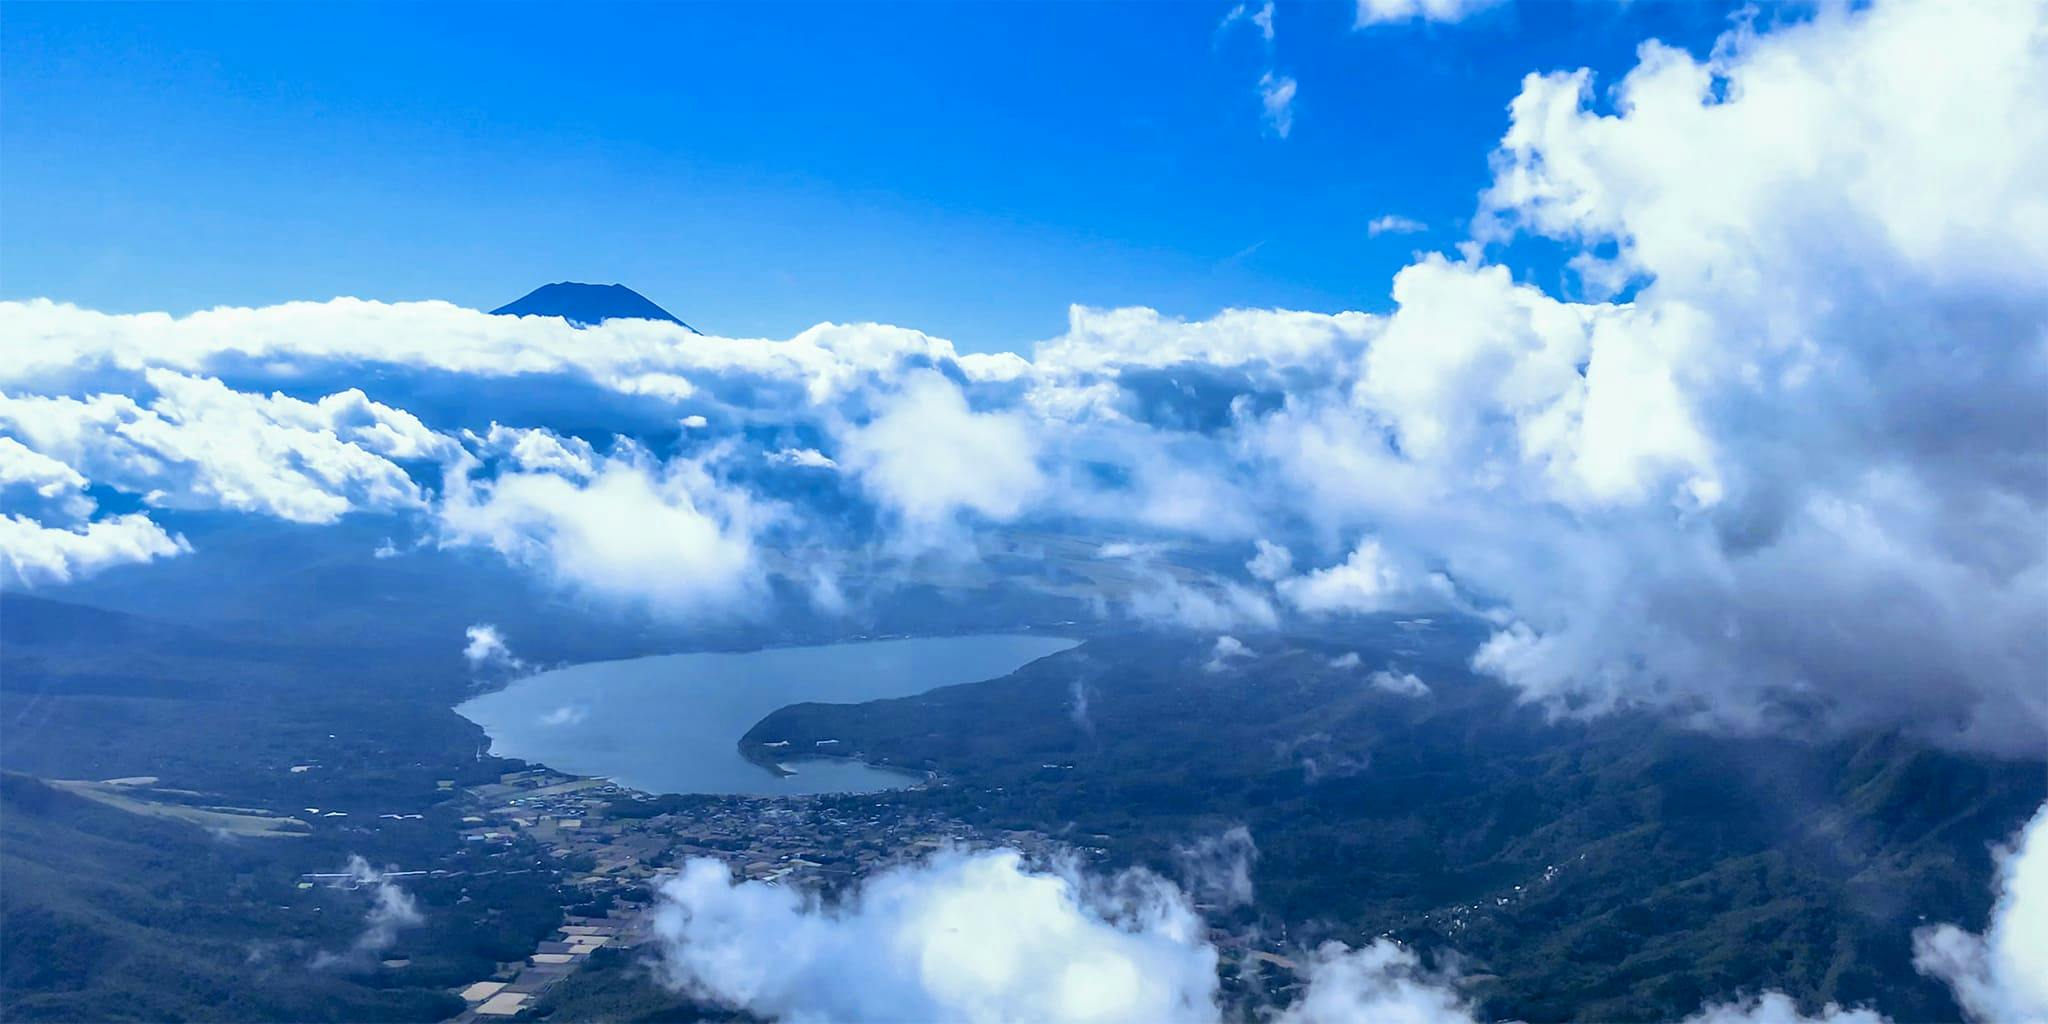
[{"left": 454, "top": 633, "right": 1077, "bottom": 798}]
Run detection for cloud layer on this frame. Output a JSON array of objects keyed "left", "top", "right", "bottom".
[{"left": 2, "top": 0, "right": 2042, "bottom": 754}]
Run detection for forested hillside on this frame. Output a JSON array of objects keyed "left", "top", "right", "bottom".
[{"left": 745, "top": 628, "right": 2047, "bottom": 1022}]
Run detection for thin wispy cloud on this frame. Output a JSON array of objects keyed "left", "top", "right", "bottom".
[
  {"left": 1367, "top": 214, "right": 1427, "bottom": 237},
  {"left": 1355, "top": 0, "right": 1505, "bottom": 27},
  {"left": 1259, "top": 72, "right": 1298, "bottom": 138}
]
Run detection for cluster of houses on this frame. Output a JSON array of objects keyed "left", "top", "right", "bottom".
[{"left": 449, "top": 915, "right": 641, "bottom": 1020}]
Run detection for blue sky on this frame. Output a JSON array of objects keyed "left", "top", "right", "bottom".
[{"left": 2, "top": 1, "right": 1744, "bottom": 352}]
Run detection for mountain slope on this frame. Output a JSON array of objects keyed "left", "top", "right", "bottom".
[
  {"left": 490, "top": 282, "right": 699, "bottom": 332},
  {"left": 742, "top": 628, "right": 2046, "bottom": 1022}
]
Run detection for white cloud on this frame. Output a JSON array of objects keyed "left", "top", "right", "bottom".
[
  {"left": 1355, "top": 0, "right": 1503, "bottom": 27},
  {"left": 1426, "top": 0, "right": 2048, "bottom": 750},
  {"left": 1205, "top": 634, "right": 1254, "bottom": 672},
  {"left": 1069, "top": 674, "right": 1095, "bottom": 734},
  {"left": 0, "top": 433, "right": 191, "bottom": 583},
  {"left": 439, "top": 450, "right": 766, "bottom": 617},
  {"left": 1329, "top": 651, "right": 1362, "bottom": 670},
  {"left": 1275, "top": 939, "right": 1481, "bottom": 1024},
  {"left": 1259, "top": 72, "right": 1298, "bottom": 139},
  {"left": 1914, "top": 801, "right": 2048, "bottom": 1024},
  {"left": 607, "top": 371, "right": 697, "bottom": 401},
  {"left": 1220, "top": 1, "right": 1275, "bottom": 43},
  {"left": 1679, "top": 993, "right": 1887, "bottom": 1024},
  {"left": 637, "top": 822, "right": 2048, "bottom": 1024},
  {"left": 468, "top": 424, "right": 597, "bottom": 478},
  {"left": 1204, "top": 0, "right": 2048, "bottom": 753},
  {"left": 1368, "top": 668, "right": 1431, "bottom": 697},
  {"left": 650, "top": 848, "right": 1220, "bottom": 1024},
  {"left": 646, "top": 840, "right": 1523, "bottom": 1024},
  {"left": 462, "top": 623, "right": 526, "bottom": 673},
  {"left": 1279, "top": 540, "right": 1439, "bottom": 615},
  {"left": 1368, "top": 214, "right": 1428, "bottom": 237},
  {"left": 0, "top": 512, "right": 189, "bottom": 586},
  {"left": 837, "top": 371, "right": 1045, "bottom": 536},
  {"left": 1031, "top": 305, "right": 1375, "bottom": 376},
  {"left": 1098, "top": 540, "right": 1168, "bottom": 561},
  {"left": 1246, "top": 539, "right": 1293, "bottom": 581},
  {"left": 0, "top": 298, "right": 968, "bottom": 407},
  {"left": 766, "top": 446, "right": 837, "bottom": 469},
  {"left": 313, "top": 855, "right": 423, "bottom": 969},
  {"left": 0, "top": 436, "right": 88, "bottom": 510},
  {"left": 0, "top": 371, "right": 439, "bottom": 525},
  {"left": 806, "top": 564, "right": 849, "bottom": 615},
  {"left": 1127, "top": 575, "right": 1278, "bottom": 633}
]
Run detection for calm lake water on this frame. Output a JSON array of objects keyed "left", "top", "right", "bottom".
[{"left": 454, "top": 634, "right": 1076, "bottom": 796}]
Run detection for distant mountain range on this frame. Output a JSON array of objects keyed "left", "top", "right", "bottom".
[{"left": 490, "top": 282, "right": 699, "bottom": 333}]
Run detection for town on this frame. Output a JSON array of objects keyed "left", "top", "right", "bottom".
[{"left": 438, "top": 767, "right": 1083, "bottom": 1020}]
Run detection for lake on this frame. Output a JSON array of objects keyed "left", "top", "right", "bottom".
[{"left": 454, "top": 634, "right": 1076, "bottom": 796}]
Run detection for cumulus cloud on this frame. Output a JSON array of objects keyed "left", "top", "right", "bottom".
[
  {"left": 1913, "top": 802, "right": 2048, "bottom": 1024},
  {"left": 438, "top": 447, "right": 767, "bottom": 616},
  {"left": 766, "top": 447, "right": 837, "bottom": 469},
  {"left": 1202, "top": 0, "right": 2048, "bottom": 754},
  {"left": 0, "top": 435, "right": 88, "bottom": 512},
  {"left": 648, "top": 843, "right": 1522, "bottom": 1024},
  {"left": 1275, "top": 939, "right": 1481, "bottom": 1024},
  {"left": 837, "top": 370, "right": 1045, "bottom": 539},
  {"left": 462, "top": 623, "right": 527, "bottom": 674},
  {"left": 1368, "top": 668, "right": 1431, "bottom": 698},
  {"left": 0, "top": 432, "right": 191, "bottom": 584},
  {"left": 1205, "top": 635, "right": 1254, "bottom": 673},
  {"left": 467, "top": 423, "right": 597, "bottom": 478},
  {"left": 650, "top": 848, "right": 1220, "bottom": 1023},
  {"left": 1434, "top": 0, "right": 2048, "bottom": 751},
  {"left": 1279, "top": 540, "right": 1447, "bottom": 616},
  {"left": 0, "top": 371, "right": 438, "bottom": 524},
  {"left": 1246, "top": 539, "right": 1294, "bottom": 582},
  {"left": 0, "top": 512, "right": 188, "bottom": 586}
]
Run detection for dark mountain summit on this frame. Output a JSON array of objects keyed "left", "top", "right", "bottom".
[{"left": 490, "top": 282, "right": 699, "bottom": 333}]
